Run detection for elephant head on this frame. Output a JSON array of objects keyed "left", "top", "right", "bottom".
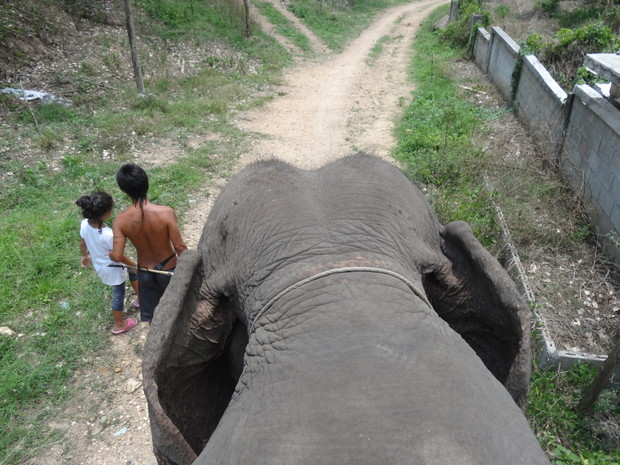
[{"left": 143, "top": 154, "right": 549, "bottom": 465}]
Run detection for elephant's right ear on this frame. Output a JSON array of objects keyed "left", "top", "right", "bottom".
[
  {"left": 143, "top": 250, "right": 237, "bottom": 465},
  {"left": 423, "top": 221, "right": 531, "bottom": 408}
]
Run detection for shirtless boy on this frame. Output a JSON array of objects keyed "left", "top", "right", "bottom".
[{"left": 110, "top": 163, "right": 188, "bottom": 322}]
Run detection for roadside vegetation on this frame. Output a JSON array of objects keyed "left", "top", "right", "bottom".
[
  {"left": 1, "top": 0, "right": 618, "bottom": 464},
  {"left": 394, "top": 8, "right": 499, "bottom": 246},
  {"left": 395, "top": 6, "right": 620, "bottom": 464},
  {"left": 0, "top": 0, "right": 283, "bottom": 462},
  {"left": 442, "top": 0, "right": 619, "bottom": 90}
]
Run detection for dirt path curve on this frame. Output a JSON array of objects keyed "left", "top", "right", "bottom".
[
  {"left": 250, "top": 0, "right": 330, "bottom": 55},
  {"left": 33, "top": 2, "right": 445, "bottom": 464}
]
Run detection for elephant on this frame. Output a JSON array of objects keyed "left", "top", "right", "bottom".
[{"left": 143, "top": 154, "right": 550, "bottom": 465}]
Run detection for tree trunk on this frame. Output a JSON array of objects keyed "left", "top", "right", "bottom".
[
  {"left": 124, "top": 0, "right": 145, "bottom": 94},
  {"left": 243, "top": 0, "right": 251, "bottom": 38},
  {"left": 576, "top": 337, "right": 620, "bottom": 414}
]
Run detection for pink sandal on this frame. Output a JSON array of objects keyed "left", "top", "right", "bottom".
[{"left": 111, "top": 318, "right": 137, "bottom": 335}]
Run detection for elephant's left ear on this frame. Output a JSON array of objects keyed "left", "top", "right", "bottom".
[
  {"left": 423, "top": 221, "right": 531, "bottom": 408},
  {"left": 143, "top": 250, "right": 236, "bottom": 465}
]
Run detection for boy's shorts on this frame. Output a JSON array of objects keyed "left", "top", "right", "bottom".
[{"left": 137, "top": 269, "right": 173, "bottom": 322}]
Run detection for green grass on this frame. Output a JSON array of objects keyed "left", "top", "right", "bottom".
[
  {"left": 256, "top": 1, "right": 313, "bottom": 54},
  {"left": 288, "top": 0, "right": 412, "bottom": 52},
  {"left": 0, "top": 149, "right": 240, "bottom": 464},
  {"left": 393, "top": 5, "right": 498, "bottom": 247},
  {"left": 527, "top": 364, "right": 620, "bottom": 464},
  {"left": 136, "top": 0, "right": 252, "bottom": 44},
  {"left": 0, "top": 162, "right": 124, "bottom": 463},
  {"left": 366, "top": 34, "right": 392, "bottom": 65}
]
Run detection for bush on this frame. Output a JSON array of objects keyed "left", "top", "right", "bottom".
[{"left": 540, "top": 22, "right": 619, "bottom": 89}]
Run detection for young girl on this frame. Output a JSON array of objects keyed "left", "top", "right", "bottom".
[{"left": 76, "top": 191, "right": 140, "bottom": 335}]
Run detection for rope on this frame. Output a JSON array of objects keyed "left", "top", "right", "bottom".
[{"left": 249, "top": 266, "right": 431, "bottom": 332}]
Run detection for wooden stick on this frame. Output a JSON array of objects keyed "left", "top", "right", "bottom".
[{"left": 108, "top": 264, "right": 174, "bottom": 276}]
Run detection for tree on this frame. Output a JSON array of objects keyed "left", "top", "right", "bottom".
[
  {"left": 243, "top": 0, "right": 251, "bottom": 38},
  {"left": 576, "top": 337, "right": 620, "bottom": 413},
  {"left": 124, "top": 0, "right": 145, "bottom": 94}
]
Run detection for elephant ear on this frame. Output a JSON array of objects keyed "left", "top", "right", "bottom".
[
  {"left": 423, "top": 221, "right": 531, "bottom": 408},
  {"left": 143, "top": 250, "right": 237, "bottom": 465}
]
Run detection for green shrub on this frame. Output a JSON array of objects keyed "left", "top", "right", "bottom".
[
  {"left": 540, "top": 22, "right": 619, "bottom": 89},
  {"left": 553, "top": 22, "right": 617, "bottom": 49},
  {"left": 522, "top": 33, "right": 546, "bottom": 54},
  {"left": 602, "top": 5, "right": 620, "bottom": 32},
  {"left": 495, "top": 5, "right": 510, "bottom": 20},
  {"left": 540, "top": 0, "right": 560, "bottom": 15}
]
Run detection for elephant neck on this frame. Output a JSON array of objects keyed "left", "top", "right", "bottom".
[{"left": 249, "top": 266, "right": 430, "bottom": 332}]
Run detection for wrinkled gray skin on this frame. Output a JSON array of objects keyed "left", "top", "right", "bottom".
[{"left": 143, "top": 155, "right": 550, "bottom": 465}]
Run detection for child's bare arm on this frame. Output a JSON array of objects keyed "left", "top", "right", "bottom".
[{"left": 80, "top": 238, "right": 91, "bottom": 268}]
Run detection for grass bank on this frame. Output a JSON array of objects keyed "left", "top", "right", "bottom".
[
  {"left": 395, "top": 6, "right": 620, "bottom": 464},
  {"left": 394, "top": 5, "right": 499, "bottom": 247}
]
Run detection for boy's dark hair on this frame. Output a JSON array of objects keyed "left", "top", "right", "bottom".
[
  {"left": 116, "top": 163, "right": 149, "bottom": 207},
  {"left": 76, "top": 191, "right": 114, "bottom": 225}
]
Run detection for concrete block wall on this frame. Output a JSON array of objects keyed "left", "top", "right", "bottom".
[
  {"left": 486, "top": 27, "right": 520, "bottom": 101},
  {"left": 562, "top": 85, "right": 620, "bottom": 263},
  {"left": 513, "top": 55, "right": 568, "bottom": 150},
  {"left": 473, "top": 27, "right": 490, "bottom": 73},
  {"left": 473, "top": 24, "right": 620, "bottom": 373},
  {"left": 474, "top": 25, "right": 620, "bottom": 266}
]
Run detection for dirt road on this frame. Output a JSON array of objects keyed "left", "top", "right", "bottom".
[{"left": 33, "top": 1, "right": 445, "bottom": 463}]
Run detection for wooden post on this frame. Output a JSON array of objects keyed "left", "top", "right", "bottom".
[
  {"left": 576, "top": 337, "right": 620, "bottom": 413},
  {"left": 124, "top": 0, "right": 145, "bottom": 94}
]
